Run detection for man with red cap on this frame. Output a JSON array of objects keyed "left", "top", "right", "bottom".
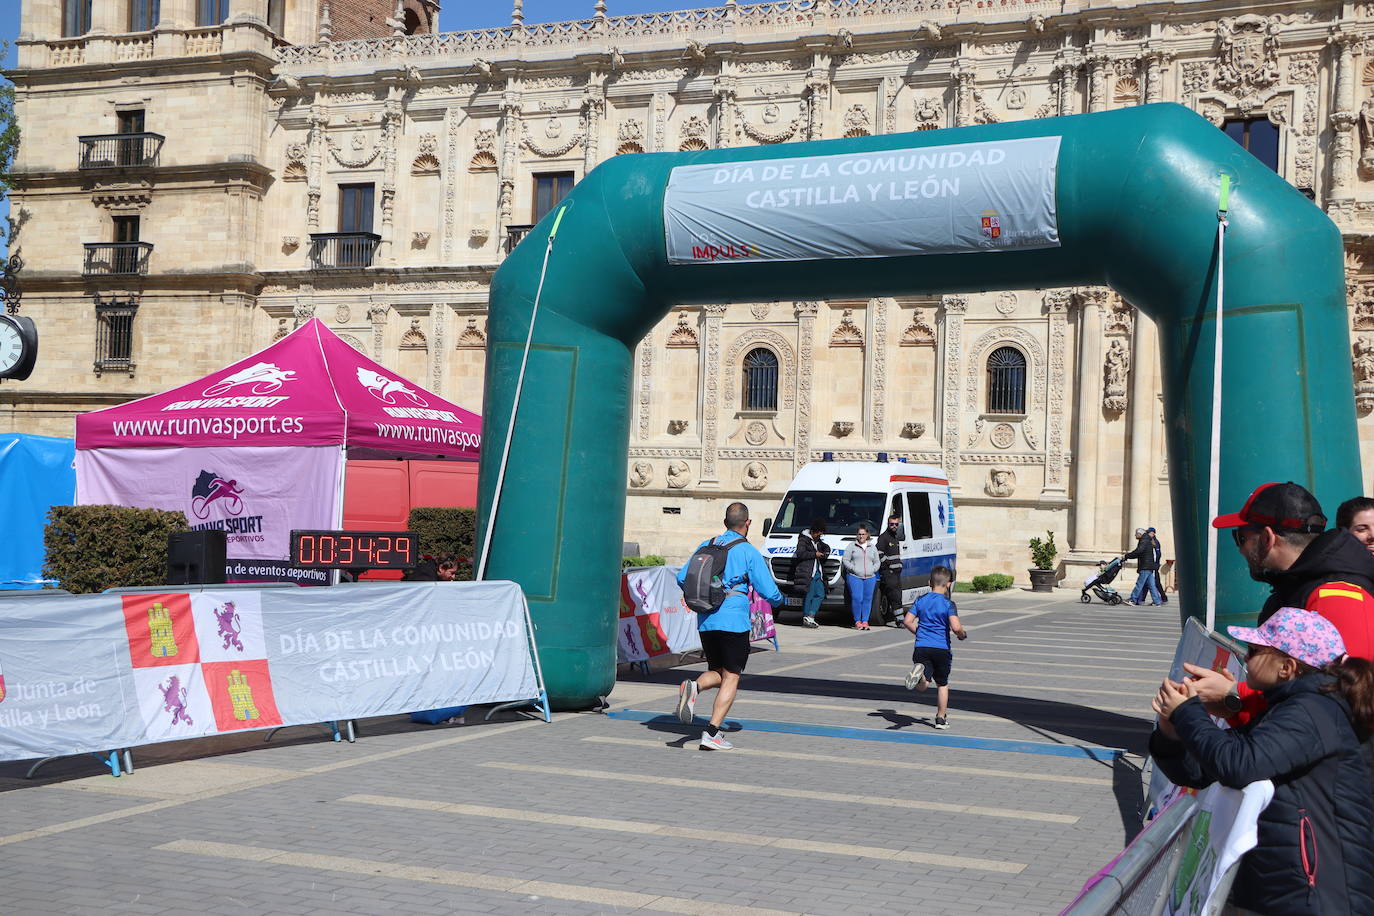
[{"left": 1188, "top": 481, "right": 1374, "bottom": 725}]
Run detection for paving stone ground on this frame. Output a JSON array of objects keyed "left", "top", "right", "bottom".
[{"left": 0, "top": 589, "right": 1180, "bottom": 915}]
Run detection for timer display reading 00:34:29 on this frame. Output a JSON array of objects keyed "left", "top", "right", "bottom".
[{"left": 289, "top": 530, "right": 420, "bottom": 570}]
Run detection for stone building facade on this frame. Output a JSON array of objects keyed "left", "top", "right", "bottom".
[{"left": 7, "top": 0, "right": 1374, "bottom": 581}]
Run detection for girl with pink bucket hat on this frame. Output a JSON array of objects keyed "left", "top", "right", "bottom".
[{"left": 1150, "top": 607, "right": 1374, "bottom": 915}]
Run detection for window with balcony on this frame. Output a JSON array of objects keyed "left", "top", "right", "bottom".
[
  {"left": 986, "top": 346, "right": 1027, "bottom": 414},
  {"left": 129, "top": 0, "right": 160, "bottom": 32},
  {"left": 308, "top": 184, "right": 380, "bottom": 269},
  {"left": 533, "top": 172, "right": 574, "bottom": 223},
  {"left": 1222, "top": 118, "right": 1280, "bottom": 172},
  {"left": 63, "top": 0, "right": 93, "bottom": 36},
  {"left": 197, "top": 0, "right": 230, "bottom": 26},
  {"left": 96, "top": 300, "right": 139, "bottom": 375},
  {"left": 85, "top": 215, "right": 153, "bottom": 276}
]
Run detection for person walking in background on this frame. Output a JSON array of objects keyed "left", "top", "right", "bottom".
[
  {"left": 1124, "top": 526, "right": 1163, "bottom": 606},
  {"left": 1150, "top": 608, "right": 1374, "bottom": 914},
  {"left": 792, "top": 519, "right": 830, "bottom": 629},
  {"left": 1338, "top": 495, "right": 1374, "bottom": 557},
  {"left": 675, "top": 502, "right": 782, "bottom": 751},
  {"left": 902, "top": 565, "right": 967, "bottom": 730},
  {"left": 876, "top": 513, "right": 905, "bottom": 626},
  {"left": 843, "top": 523, "right": 880, "bottom": 631}
]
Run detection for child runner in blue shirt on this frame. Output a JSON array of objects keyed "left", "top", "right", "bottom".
[{"left": 902, "top": 565, "right": 967, "bottom": 729}]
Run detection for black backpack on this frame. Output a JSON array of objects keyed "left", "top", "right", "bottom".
[{"left": 681, "top": 537, "right": 747, "bottom": 613}]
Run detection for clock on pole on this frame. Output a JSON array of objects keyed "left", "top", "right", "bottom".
[{"left": 0, "top": 313, "right": 36, "bottom": 381}]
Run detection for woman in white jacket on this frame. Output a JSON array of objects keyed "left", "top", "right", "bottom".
[{"left": 842, "top": 524, "right": 881, "bottom": 630}]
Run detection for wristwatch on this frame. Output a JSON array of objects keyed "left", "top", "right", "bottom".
[{"left": 1222, "top": 687, "right": 1244, "bottom": 714}]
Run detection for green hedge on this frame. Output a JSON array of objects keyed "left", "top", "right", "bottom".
[
  {"left": 622, "top": 555, "right": 666, "bottom": 568},
  {"left": 970, "top": 573, "right": 1015, "bottom": 593},
  {"left": 43, "top": 505, "right": 190, "bottom": 594},
  {"left": 407, "top": 506, "right": 476, "bottom": 579}
]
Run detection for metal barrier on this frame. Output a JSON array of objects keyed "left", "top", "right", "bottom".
[{"left": 1061, "top": 793, "right": 1238, "bottom": 916}]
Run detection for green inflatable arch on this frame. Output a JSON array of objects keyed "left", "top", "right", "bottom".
[{"left": 480, "top": 103, "right": 1359, "bottom": 709}]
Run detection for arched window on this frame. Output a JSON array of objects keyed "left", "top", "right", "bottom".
[
  {"left": 403, "top": 7, "right": 423, "bottom": 34},
  {"left": 986, "top": 346, "right": 1026, "bottom": 414},
  {"left": 742, "top": 347, "right": 779, "bottom": 411}
]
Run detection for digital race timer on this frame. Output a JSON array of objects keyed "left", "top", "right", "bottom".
[{"left": 289, "top": 530, "right": 420, "bottom": 570}]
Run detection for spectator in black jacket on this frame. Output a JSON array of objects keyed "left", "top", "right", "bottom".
[
  {"left": 1124, "top": 527, "right": 1163, "bottom": 606},
  {"left": 875, "top": 514, "right": 905, "bottom": 625},
  {"left": 1151, "top": 608, "right": 1374, "bottom": 916},
  {"left": 792, "top": 520, "right": 830, "bottom": 629}
]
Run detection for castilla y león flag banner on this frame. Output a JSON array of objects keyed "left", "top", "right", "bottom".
[{"left": 0, "top": 581, "right": 538, "bottom": 762}]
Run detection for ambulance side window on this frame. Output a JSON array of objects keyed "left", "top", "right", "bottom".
[
  {"left": 907, "top": 492, "right": 934, "bottom": 540},
  {"left": 888, "top": 495, "right": 905, "bottom": 540}
]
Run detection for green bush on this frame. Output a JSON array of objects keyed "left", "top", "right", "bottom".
[
  {"left": 43, "top": 505, "right": 190, "bottom": 594},
  {"left": 622, "top": 555, "right": 667, "bottom": 569},
  {"left": 970, "top": 573, "right": 1015, "bottom": 593},
  {"left": 407, "top": 507, "right": 476, "bottom": 579}
]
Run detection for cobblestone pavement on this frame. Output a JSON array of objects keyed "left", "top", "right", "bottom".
[{"left": 0, "top": 590, "right": 1180, "bottom": 915}]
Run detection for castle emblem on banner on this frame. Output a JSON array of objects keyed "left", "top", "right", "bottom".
[
  {"left": 980, "top": 209, "right": 1002, "bottom": 240},
  {"left": 227, "top": 669, "right": 260, "bottom": 721},
  {"left": 148, "top": 602, "right": 179, "bottom": 658}
]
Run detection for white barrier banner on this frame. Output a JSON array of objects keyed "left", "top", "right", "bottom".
[
  {"left": 617, "top": 566, "right": 777, "bottom": 664},
  {"left": 664, "top": 137, "right": 1061, "bottom": 264},
  {"left": 1162, "top": 781, "right": 1274, "bottom": 916},
  {"left": 0, "top": 581, "right": 538, "bottom": 762}
]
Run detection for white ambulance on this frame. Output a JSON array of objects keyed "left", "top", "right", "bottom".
[{"left": 761, "top": 458, "right": 957, "bottom": 617}]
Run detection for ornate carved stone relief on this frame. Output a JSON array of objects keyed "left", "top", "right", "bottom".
[
  {"left": 985, "top": 468, "right": 1017, "bottom": 498},
  {"left": 1103, "top": 337, "right": 1130, "bottom": 414},
  {"left": 455, "top": 317, "right": 486, "bottom": 349},
  {"left": 666, "top": 311, "right": 700, "bottom": 348},
  {"left": 630, "top": 461, "right": 653, "bottom": 487},
  {"left": 399, "top": 319, "right": 427, "bottom": 349},
  {"left": 830, "top": 309, "right": 864, "bottom": 346},
  {"left": 1354, "top": 336, "right": 1374, "bottom": 413},
  {"left": 901, "top": 310, "right": 937, "bottom": 346},
  {"left": 411, "top": 132, "right": 440, "bottom": 175},
  {"left": 666, "top": 460, "right": 692, "bottom": 489},
  {"left": 842, "top": 103, "right": 872, "bottom": 137},
  {"left": 742, "top": 461, "right": 768, "bottom": 490}
]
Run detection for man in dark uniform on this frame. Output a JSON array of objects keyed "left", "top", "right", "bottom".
[{"left": 875, "top": 513, "right": 905, "bottom": 626}]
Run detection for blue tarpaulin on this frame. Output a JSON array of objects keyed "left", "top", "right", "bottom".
[{"left": 0, "top": 434, "right": 75, "bottom": 589}]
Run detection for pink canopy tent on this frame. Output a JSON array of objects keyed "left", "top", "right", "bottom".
[
  {"left": 76, "top": 318, "right": 481, "bottom": 459},
  {"left": 75, "top": 320, "right": 482, "bottom": 582}
]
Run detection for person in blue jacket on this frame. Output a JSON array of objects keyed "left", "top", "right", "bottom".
[
  {"left": 1151, "top": 607, "right": 1374, "bottom": 915},
  {"left": 675, "top": 502, "right": 783, "bottom": 751}
]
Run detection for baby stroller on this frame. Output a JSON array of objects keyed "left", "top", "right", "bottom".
[{"left": 1080, "top": 556, "right": 1125, "bottom": 605}]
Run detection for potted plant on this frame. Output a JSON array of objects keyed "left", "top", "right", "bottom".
[{"left": 1027, "top": 531, "right": 1059, "bottom": 592}]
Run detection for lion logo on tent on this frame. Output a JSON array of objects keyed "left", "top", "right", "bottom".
[{"left": 356, "top": 368, "right": 428, "bottom": 407}]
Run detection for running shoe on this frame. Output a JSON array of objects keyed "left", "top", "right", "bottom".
[
  {"left": 676, "top": 679, "right": 698, "bottom": 724},
  {"left": 934, "top": 716, "right": 949, "bottom": 730},
  {"left": 904, "top": 663, "right": 926, "bottom": 691},
  {"left": 700, "top": 730, "right": 733, "bottom": 750},
  {"left": 801, "top": 616, "right": 820, "bottom": 629}
]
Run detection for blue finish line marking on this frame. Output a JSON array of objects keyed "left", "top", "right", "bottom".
[{"left": 607, "top": 709, "right": 1123, "bottom": 762}]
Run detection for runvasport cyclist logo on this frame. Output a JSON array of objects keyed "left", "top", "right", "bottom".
[
  {"left": 356, "top": 367, "right": 428, "bottom": 407},
  {"left": 201, "top": 362, "right": 297, "bottom": 397},
  {"left": 191, "top": 470, "right": 246, "bottom": 520}
]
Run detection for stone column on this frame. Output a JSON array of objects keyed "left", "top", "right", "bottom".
[
  {"left": 795, "top": 301, "right": 819, "bottom": 474},
  {"left": 306, "top": 104, "right": 327, "bottom": 232},
  {"left": 701, "top": 303, "right": 727, "bottom": 485},
  {"left": 1127, "top": 311, "right": 1158, "bottom": 540},
  {"left": 1141, "top": 48, "right": 1169, "bottom": 104},
  {"left": 380, "top": 96, "right": 402, "bottom": 262},
  {"left": 20, "top": 0, "right": 61, "bottom": 40},
  {"left": 867, "top": 297, "right": 889, "bottom": 443},
  {"left": 1087, "top": 49, "right": 1111, "bottom": 113},
  {"left": 154, "top": 0, "right": 195, "bottom": 55},
  {"left": 89, "top": 0, "right": 124, "bottom": 34},
  {"left": 952, "top": 60, "right": 975, "bottom": 128},
  {"left": 228, "top": 0, "right": 270, "bottom": 26},
  {"left": 497, "top": 89, "right": 522, "bottom": 225},
  {"left": 1071, "top": 288, "right": 1106, "bottom": 551},
  {"left": 1053, "top": 50, "right": 1083, "bottom": 117},
  {"left": 880, "top": 75, "right": 898, "bottom": 134},
  {"left": 805, "top": 68, "right": 830, "bottom": 141},
  {"left": 651, "top": 91, "right": 667, "bottom": 152},
  {"left": 1043, "top": 289, "right": 1072, "bottom": 497},
  {"left": 582, "top": 83, "right": 606, "bottom": 172},
  {"left": 714, "top": 76, "right": 738, "bottom": 148},
  {"left": 1328, "top": 29, "right": 1360, "bottom": 200},
  {"left": 938, "top": 295, "right": 968, "bottom": 490}
]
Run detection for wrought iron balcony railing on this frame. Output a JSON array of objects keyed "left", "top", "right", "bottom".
[
  {"left": 83, "top": 242, "right": 154, "bottom": 276},
  {"left": 504, "top": 224, "right": 534, "bottom": 255},
  {"left": 308, "top": 232, "right": 382, "bottom": 269},
  {"left": 78, "top": 132, "right": 165, "bottom": 169}
]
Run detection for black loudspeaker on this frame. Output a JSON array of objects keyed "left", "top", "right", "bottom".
[{"left": 167, "top": 530, "right": 227, "bottom": 585}]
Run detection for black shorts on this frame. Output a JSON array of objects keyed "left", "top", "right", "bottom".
[
  {"left": 700, "top": 630, "right": 751, "bottom": 674},
  {"left": 911, "top": 646, "right": 953, "bottom": 686}
]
